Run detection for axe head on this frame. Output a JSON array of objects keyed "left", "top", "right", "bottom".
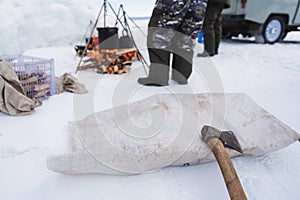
[{"left": 201, "top": 125, "right": 243, "bottom": 154}]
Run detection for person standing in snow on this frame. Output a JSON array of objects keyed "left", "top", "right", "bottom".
[
  {"left": 138, "top": 0, "right": 207, "bottom": 86},
  {"left": 197, "top": 0, "right": 230, "bottom": 57}
]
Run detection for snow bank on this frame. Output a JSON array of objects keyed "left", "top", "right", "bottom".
[
  {"left": 0, "top": 0, "right": 152, "bottom": 55},
  {"left": 0, "top": 0, "right": 99, "bottom": 54}
]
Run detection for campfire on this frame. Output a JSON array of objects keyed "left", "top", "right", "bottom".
[
  {"left": 75, "top": 1, "right": 148, "bottom": 75},
  {"left": 75, "top": 26, "right": 139, "bottom": 75},
  {"left": 76, "top": 48, "right": 139, "bottom": 74}
]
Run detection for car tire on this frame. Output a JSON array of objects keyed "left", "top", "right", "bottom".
[
  {"left": 280, "top": 31, "right": 288, "bottom": 41},
  {"left": 262, "top": 16, "right": 285, "bottom": 44},
  {"left": 222, "top": 32, "right": 233, "bottom": 39}
]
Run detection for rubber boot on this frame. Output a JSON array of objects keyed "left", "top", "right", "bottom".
[
  {"left": 171, "top": 49, "right": 194, "bottom": 85},
  {"left": 138, "top": 48, "right": 170, "bottom": 86}
]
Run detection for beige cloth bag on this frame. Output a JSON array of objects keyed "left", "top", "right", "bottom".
[
  {"left": 0, "top": 61, "right": 41, "bottom": 116},
  {"left": 55, "top": 73, "right": 88, "bottom": 94}
]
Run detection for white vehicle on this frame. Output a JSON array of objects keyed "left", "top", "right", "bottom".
[{"left": 222, "top": 0, "right": 300, "bottom": 43}]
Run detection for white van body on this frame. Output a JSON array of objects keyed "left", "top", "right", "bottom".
[{"left": 222, "top": 0, "right": 300, "bottom": 43}]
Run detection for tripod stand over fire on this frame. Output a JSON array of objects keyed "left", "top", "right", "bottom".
[{"left": 75, "top": 1, "right": 147, "bottom": 75}]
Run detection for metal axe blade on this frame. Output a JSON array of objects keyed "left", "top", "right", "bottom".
[{"left": 201, "top": 125, "right": 243, "bottom": 154}]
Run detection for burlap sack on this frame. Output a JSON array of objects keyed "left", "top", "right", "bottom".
[
  {"left": 0, "top": 61, "right": 41, "bottom": 116},
  {"left": 55, "top": 73, "right": 88, "bottom": 94}
]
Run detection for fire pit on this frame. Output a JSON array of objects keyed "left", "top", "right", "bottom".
[
  {"left": 77, "top": 49, "right": 138, "bottom": 74},
  {"left": 75, "top": 1, "right": 142, "bottom": 75}
]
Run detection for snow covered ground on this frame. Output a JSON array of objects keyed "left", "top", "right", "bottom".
[{"left": 1, "top": 1, "right": 300, "bottom": 200}]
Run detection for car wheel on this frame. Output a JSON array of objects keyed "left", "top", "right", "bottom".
[{"left": 262, "top": 16, "right": 285, "bottom": 44}]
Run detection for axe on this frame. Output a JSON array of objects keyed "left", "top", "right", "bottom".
[{"left": 201, "top": 125, "right": 248, "bottom": 200}]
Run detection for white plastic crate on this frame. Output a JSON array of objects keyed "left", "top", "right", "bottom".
[{"left": 0, "top": 54, "right": 55, "bottom": 100}]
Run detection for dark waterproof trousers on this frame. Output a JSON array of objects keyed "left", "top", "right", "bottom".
[{"left": 202, "top": 2, "right": 225, "bottom": 54}]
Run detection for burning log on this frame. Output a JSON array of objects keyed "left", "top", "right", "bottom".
[
  {"left": 77, "top": 63, "right": 106, "bottom": 74},
  {"left": 106, "top": 62, "right": 131, "bottom": 74},
  {"left": 75, "top": 36, "right": 100, "bottom": 57},
  {"left": 77, "top": 49, "right": 138, "bottom": 74},
  {"left": 86, "top": 36, "right": 99, "bottom": 50}
]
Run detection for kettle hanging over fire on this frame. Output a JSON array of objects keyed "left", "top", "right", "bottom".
[
  {"left": 119, "top": 29, "right": 134, "bottom": 49},
  {"left": 115, "top": 4, "right": 134, "bottom": 49}
]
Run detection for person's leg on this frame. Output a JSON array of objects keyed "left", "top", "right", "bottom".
[
  {"left": 214, "top": 9, "right": 223, "bottom": 55},
  {"left": 172, "top": 51, "right": 193, "bottom": 84},
  {"left": 171, "top": 34, "right": 195, "bottom": 84},
  {"left": 171, "top": 0, "right": 206, "bottom": 83},
  {"left": 202, "top": 2, "right": 216, "bottom": 55},
  {"left": 138, "top": 8, "right": 172, "bottom": 86},
  {"left": 198, "top": 2, "right": 224, "bottom": 57}
]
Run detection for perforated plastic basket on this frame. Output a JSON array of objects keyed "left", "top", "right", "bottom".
[{"left": 0, "top": 54, "right": 55, "bottom": 100}]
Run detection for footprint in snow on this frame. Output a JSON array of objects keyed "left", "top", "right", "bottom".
[{"left": 0, "top": 147, "right": 42, "bottom": 159}]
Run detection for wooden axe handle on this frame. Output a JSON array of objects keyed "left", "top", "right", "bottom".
[{"left": 208, "top": 138, "right": 248, "bottom": 200}]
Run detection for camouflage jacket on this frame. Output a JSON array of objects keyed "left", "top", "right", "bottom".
[{"left": 153, "top": 0, "right": 207, "bottom": 39}]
